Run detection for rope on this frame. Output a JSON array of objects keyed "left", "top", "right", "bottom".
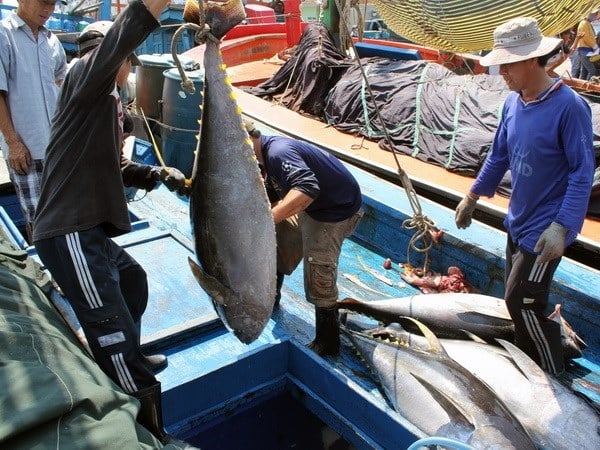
[
  {"left": 138, "top": 107, "right": 166, "bottom": 167},
  {"left": 335, "top": 0, "right": 439, "bottom": 272}
]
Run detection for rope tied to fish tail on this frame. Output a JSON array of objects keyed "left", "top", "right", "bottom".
[{"left": 171, "top": 0, "right": 219, "bottom": 95}]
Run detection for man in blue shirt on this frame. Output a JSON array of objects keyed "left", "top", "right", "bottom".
[
  {"left": 0, "top": 0, "right": 67, "bottom": 241},
  {"left": 455, "top": 17, "right": 595, "bottom": 374},
  {"left": 246, "top": 121, "right": 363, "bottom": 356}
]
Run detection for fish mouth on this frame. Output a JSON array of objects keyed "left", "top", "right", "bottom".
[
  {"left": 340, "top": 313, "right": 411, "bottom": 346},
  {"left": 214, "top": 301, "right": 271, "bottom": 344}
]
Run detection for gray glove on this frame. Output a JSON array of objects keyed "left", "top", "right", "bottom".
[
  {"left": 151, "top": 167, "right": 189, "bottom": 196},
  {"left": 455, "top": 193, "right": 478, "bottom": 229},
  {"left": 534, "top": 222, "right": 567, "bottom": 264}
]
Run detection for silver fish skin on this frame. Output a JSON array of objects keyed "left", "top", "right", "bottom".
[
  {"left": 337, "top": 293, "right": 585, "bottom": 359},
  {"left": 344, "top": 318, "right": 600, "bottom": 450},
  {"left": 338, "top": 293, "right": 515, "bottom": 343},
  {"left": 188, "top": 0, "right": 277, "bottom": 344},
  {"left": 343, "top": 323, "right": 537, "bottom": 449}
]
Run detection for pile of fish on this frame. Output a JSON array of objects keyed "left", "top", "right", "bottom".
[{"left": 338, "top": 294, "right": 599, "bottom": 449}]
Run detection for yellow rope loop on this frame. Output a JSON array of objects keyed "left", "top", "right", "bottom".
[{"left": 402, "top": 213, "right": 438, "bottom": 272}]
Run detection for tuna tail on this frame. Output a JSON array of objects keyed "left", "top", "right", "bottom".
[
  {"left": 548, "top": 304, "right": 587, "bottom": 359},
  {"left": 183, "top": 0, "right": 246, "bottom": 40}
]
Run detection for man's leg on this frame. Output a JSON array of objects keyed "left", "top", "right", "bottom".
[
  {"left": 301, "top": 210, "right": 363, "bottom": 356},
  {"left": 505, "top": 238, "right": 564, "bottom": 374},
  {"left": 35, "top": 228, "right": 196, "bottom": 447},
  {"left": 8, "top": 159, "right": 43, "bottom": 243},
  {"left": 113, "top": 242, "right": 168, "bottom": 373},
  {"left": 35, "top": 228, "right": 156, "bottom": 392}
]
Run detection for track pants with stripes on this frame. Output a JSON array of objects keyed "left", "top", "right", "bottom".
[
  {"left": 505, "top": 238, "right": 564, "bottom": 374},
  {"left": 35, "top": 226, "right": 156, "bottom": 393}
]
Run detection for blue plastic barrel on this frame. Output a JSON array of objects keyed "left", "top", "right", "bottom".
[
  {"left": 136, "top": 54, "right": 197, "bottom": 119},
  {"left": 161, "top": 68, "right": 204, "bottom": 178}
]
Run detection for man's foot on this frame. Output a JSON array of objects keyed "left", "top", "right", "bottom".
[
  {"left": 307, "top": 338, "right": 339, "bottom": 356},
  {"left": 143, "top": 353, "right": 168, "bottom": 373}
]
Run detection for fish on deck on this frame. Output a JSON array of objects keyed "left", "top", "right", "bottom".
[
  {"left": 183, "top": 0, "right": 277, "bottom": 344},
  {"left": 343, "top": 317, "right": 600, "bottom": 450},
  {"left": 337, "top": 293, "right": 586, "bottom": 360},
  {"left": 341, "top": 317, "right": 537, "bottom": 449}
]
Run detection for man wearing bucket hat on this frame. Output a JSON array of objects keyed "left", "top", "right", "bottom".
[
  {"left": 0, "top": 0, "right": 67, "bottom": 241},
  {"left": 32, "top": 1, "right": 196, "bottom": 448},
  {"left": 455, "top": 17, "right": 595, "bottom": 375}
]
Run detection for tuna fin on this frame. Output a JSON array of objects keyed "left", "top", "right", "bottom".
[
  {"left": 459, "top": 329, "right": 488, "bottom": 344},
  {"left": 183, "top": 0, "right": 201, "bottom": 24},
  {"left": 454, "top": 298, "right": 512, "bottom": 321},
  {"left": 187, "top": 256, "right": 228, "bottom": 305},
  {"left": 398, "top": 316, "right": 447, "bottom": 356},
  {"left": 410, "top": 372, "right": 475, "bottom": 429},
  {"left": 183, "top": 0, "right": 246, "bottom": 39},
  {"left": 495, "top": 339, "right": 551, "bottom": 387}
]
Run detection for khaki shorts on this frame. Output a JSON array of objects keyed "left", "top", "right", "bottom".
[{"left": 276, "top": 209, "right": 363, "bottom": 308}]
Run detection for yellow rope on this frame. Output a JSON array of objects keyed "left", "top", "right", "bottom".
[
  {"left": 139, "top": 107, "right": 166, "bottom": 167},
  {"left": 372, "top": 0, "right": 598, "bottom": 52}
]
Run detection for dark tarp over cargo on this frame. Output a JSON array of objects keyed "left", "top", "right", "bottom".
[
  {"left": 0, "top": 229, "right": 168, "bottom": 449},
  {"left": 248, "top": 23, "right": 600, "bottom": 217}
]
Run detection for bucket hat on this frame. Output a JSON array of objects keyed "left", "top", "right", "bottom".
[
  {"left": 77, "top": 20, "right": 140, "bottom": 65},
  {"left": 480, "top": 17, "right": 562, "bottom": 67}
]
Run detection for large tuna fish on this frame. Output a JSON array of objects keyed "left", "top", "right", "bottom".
[
  {"left": 337, "top": 293, "right": 585, "bottom": 359},
  {"left": 185, "top": 0, "right": 277, "bottom": 344},
  {"left": 342, "top": 317, "right": 537, "bottom": 449},
  {"left": 343, "top": 316, "right": 600, "bottom": 450}
]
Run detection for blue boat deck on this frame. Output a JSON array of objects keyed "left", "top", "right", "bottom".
[{"left": 0, "top": 152, "right": 598, "bottom": 448}]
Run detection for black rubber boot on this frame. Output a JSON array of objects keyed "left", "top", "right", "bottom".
[
  {"left": 308, "top": 306, "right": 340, "bottom": 356},
  {"left": 135, "top": 321, "right": 168, "bottom": 373},
  {"left": 143, "top": 354, "right": 168, "bottom": 373},
  {"left": 274, "top": 272, "right": 285, "bottom": 307},
  {"left": 133, "top": 382, "right": 200, "bottom": 449}
]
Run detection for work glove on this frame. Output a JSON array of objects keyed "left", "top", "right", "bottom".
[
  {"left": 151, "top": 167, "right": 189, "bottom": 196},
  {"left": 455, "top": 193, "right": 478, "bottom": 229},
  {"left": 534, "top": 222, "right": 567, "bottom": 264}
]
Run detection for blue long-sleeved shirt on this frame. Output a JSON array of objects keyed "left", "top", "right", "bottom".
[{"left": 472, "top": 80, "right": 595, "bottom": 252}]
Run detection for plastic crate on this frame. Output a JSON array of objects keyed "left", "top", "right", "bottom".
[{"left": 136, "top": 27, "right": 194, "bottom": 55}]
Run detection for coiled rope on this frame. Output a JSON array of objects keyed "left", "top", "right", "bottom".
[{"left": 334, "top": 0, "right": 440, "bottom": 272}]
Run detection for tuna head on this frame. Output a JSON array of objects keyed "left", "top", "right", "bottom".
[
  {"left": 187, "top": 0, "right": 277, "bottom": 344},
  {"left": 341, "top": 318, "right": 537, "bottom": 449},
  {"left": 189, "top": 258, "right": 274, "bottom": 343}
]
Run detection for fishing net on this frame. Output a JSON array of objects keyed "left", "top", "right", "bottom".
[{"left": 372, "top": 0, "right": 598, "bottom": 52}]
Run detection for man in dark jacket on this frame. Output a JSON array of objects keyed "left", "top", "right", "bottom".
[{"left": 33, "top": 2, "right": 195, "bottom": 447}]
